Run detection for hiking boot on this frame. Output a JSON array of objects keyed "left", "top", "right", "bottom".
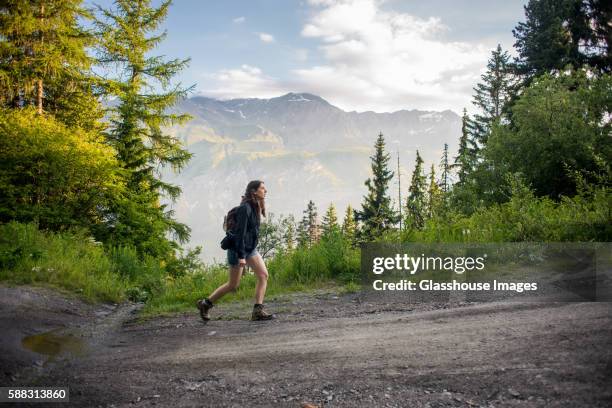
[
  {"left": 252, "top": 303, "right": 275, "bottom": 321},
  {"left": 196, "top": 298, "right": 214, "bottom": 322}
]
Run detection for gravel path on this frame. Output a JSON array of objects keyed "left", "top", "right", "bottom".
[{"left": 2, "top": 285, "right": 611, "bottom": 407}]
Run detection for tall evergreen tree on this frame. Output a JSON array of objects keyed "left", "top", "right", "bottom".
[
  {"left": 453, "top": 109, "right": 478, "bottom": 186},
  {"left": 0, "top": 0, "right": 101, "bottom": 128},
  {"left": 296, "top": 215, "right": 309, "bottom": 248},
  {"left": 513, "top": 0, "right": 584, "bottom": 77},
  {"left": 341, "top": 204, "right": 357, "bottom": 247},
  {"left": 94, "top": 0, "right": 193, "bottom": 257},
  {"left": 405, "top": 150, "right": 427, "bottom": 230},
  {"left": 450, "top": 110, "right": 487, "bottom": 215},
  {"left": 583, "top": 0, "right": 611, "bottom": 72},
  {"left": 307, "top": 200, "right": 321, "bottom": 245},
  {"left": 298, "top": 200, "right": 320, "bottom": 248},
  {"left": 439, "top": 143, "right": 451, "bottom": 194},
  {"left": 472, "top": 45, "right": 520, "bottom": 145},
  {"left": 513, "top": 0, "right": 610, "bottom": 77},
  {"left": 356, "top": 132, "right": 399, "bottom": 240},
  {"left": 427, "top": 164, "right": 443, "bottom": 218},
  {"left": 321, "top": 203, "right": 339, "bottom": 238}
]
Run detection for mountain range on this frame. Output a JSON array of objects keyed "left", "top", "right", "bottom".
[{"left": 163, "top": 93, "right": 462, "bottom": 263}]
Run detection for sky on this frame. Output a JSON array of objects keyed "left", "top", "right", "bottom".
[{"left": 88, "top": 0, "right": 529, "bottom": 115}]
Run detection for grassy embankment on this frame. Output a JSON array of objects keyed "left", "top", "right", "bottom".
[
  {"left": 0, "top": 186, "right": 608, "bottom": 316},
  {"left": 0, "top": 222, "right": 360, "bottom": 317}
]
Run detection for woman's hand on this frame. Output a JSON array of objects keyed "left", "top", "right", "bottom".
[{"left": 239, "top": 258, "right": 247, "bottom": 266}]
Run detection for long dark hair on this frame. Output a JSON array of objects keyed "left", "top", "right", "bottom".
[{"left": 240, "top": 180, "right": 266, "bottom": 221}]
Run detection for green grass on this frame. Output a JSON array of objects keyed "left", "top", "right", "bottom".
[
  {"left": 0, "top": 221, "right": 126, "bottom": 303},
  {"left": 0, "top": 222, "right": 361, "bottom": 316},
  {"left": 139, "top": 264, "right": 355, "bottom": 318}
]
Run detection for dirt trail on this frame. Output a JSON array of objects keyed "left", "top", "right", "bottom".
[{"left": 2, "top": 285, "right": 611, "bottom": 408}]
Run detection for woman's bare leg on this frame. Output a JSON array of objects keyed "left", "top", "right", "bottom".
[
  {"left": 208, "top": 264, "right": 244, "bottom": 303},
  {"left": 247, "top": 253, "right": 269, "bottom": 304}
]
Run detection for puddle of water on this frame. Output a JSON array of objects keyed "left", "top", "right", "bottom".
[{"left": 22, "top": 329, "right": 86, "bottom": 364}]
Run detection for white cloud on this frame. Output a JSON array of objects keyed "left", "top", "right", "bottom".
[
  {"left": 258, "top": 32, "right": 276, "bottom": 43},
  {"left": 233, "top": 16, "right": 245, "bottom": 24},
  {"left": 199, "top": 65, "right": 289, "bottom": 100},
  {"left": 294, "top": 0, "right": 490, "bottom": 113},
  {"left": 202, "top": 0, "right": 493, "bottom": 114},
  {"left": 295, "top": 48, "right": 309, "bottom": 62}
]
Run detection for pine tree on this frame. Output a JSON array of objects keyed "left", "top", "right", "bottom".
[
  {"left": 405, "top": 150, "right": 427, "bottom": 230},
  {"left": 297, "top": 200, "right": 320, "bottom": 248},
  {"left": 296, "top": 215, "right": 309, "bottom": 248},
  {"left": 307, "top": 200, "right": 321, "bottom": 245},
  {"left": 427, "top": 164, "right": 443, "bottom": 219},
  {"left": 0, "top": 0, "right": 101, "bottom": 128},
  {"left": 341, "top": 204, "right": 357, "bottom": 247},
  {"left": 450, "top": 109, "right": 487, "bottom": 215},
  {"left": 94, "top": 0, "right": 193, "bottom": 258},
  {"left": 439, "top": 143, "right": 451, "bottom": 194},
  {"left": 471, "top": 45, "right": 520, "bottom": 145},
  {"left": 584, "top": 0, "right": 612, "bottom": 73},
  {"left": 356, "top": 132, "right": 399, "bottom": 240},
  {"left": 453, "top": 109, "right": 478, "bottom": 186},
  {"left": 321, "top": 203, "right": 339, "bottom": 238},
  {"left": 512, "top": 0, "right": 602, "bottom": 78}
]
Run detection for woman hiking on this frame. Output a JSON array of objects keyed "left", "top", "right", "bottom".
[{"left": 196, "top": 180, "right": 275, "bottom": 321}]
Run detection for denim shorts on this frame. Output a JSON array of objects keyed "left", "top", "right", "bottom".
[{"left": 227, "top": 248, "right": 259, "bottom": 266}]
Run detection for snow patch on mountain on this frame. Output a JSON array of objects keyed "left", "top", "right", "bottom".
[{"left": 288, "top": 95, "right": 312, "bottom": 102}]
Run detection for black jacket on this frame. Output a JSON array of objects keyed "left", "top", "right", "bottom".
[{"left": 233, "top": 202, "right": 260, "bottom": 259}]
